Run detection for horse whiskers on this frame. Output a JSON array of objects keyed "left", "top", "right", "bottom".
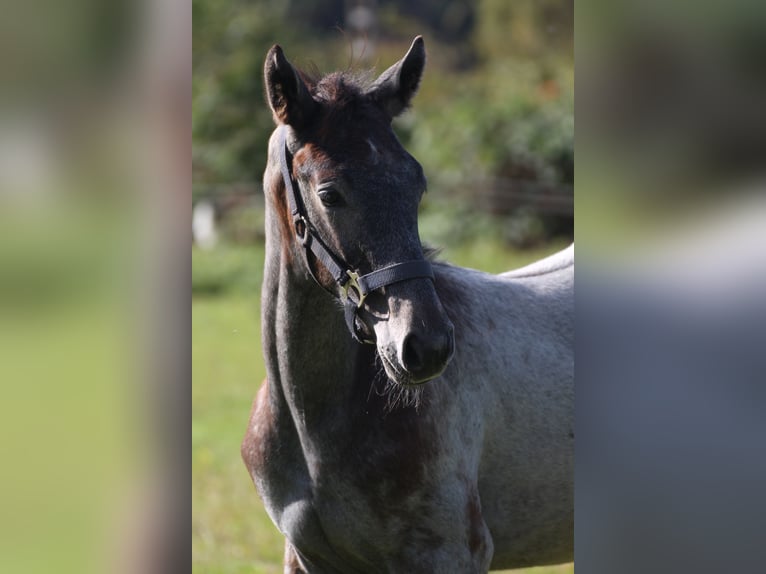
[
  {"left": 383, "top": 379, "right": 423, "bottom": 412},
  {"left": 369, "top": 353, "right": 424, "bottom": 412},
  {"left": 367, "top": 354, "right": 388, "bottom": 402}
]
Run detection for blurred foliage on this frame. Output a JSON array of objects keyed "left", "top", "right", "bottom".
[
  {"left": 193, "top": 0, "right": 573, "bottom": 244},
  {"left": 192, "top": 0, "right": 284, "bottom": 187},
  {"left": 219, "top": 199, "right": 266, "bottom": 245},
  {"left": 407, "top": 62, "right": 573, "bottom": 186}
]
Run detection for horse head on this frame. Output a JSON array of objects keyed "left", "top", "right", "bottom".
[{"left": 263, "top": 37, "right": 454, "bottom": 386}]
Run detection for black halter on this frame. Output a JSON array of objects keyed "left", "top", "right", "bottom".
[{"left": 277, "top": 127, "right": 435, "bottom": 344}]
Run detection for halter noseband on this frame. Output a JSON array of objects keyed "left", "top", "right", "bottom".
[{"left": 276, "top": 127, "right": 435, "bottom": 344}]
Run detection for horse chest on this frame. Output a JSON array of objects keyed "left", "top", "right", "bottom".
[
  {"left": 244, "top": 376, "right": 493, "bottom": 569},
  {"left": 254, "top": 411, "right": 454, "bottom": 565},
  {"left": 280, "top": 424, "right": 438, "bottom": 523},
  {"left": 303, "top": 452, "right": 494, "bottom": 573},
  {"left": 283, "top": 458, "right": 449, "bottom": 571}
]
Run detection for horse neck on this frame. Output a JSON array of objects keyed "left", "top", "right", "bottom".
[{"left": 261, "top": 188, "right": 375, "bottom": 432}]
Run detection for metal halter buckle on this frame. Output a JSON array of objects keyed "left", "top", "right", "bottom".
[{"left": 342, "top": 270, "right": 367, "bottom": 308}]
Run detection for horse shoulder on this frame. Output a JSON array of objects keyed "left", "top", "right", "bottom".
[
  {"left": 433, "top": 262, "right": 574, "bottom": 567},
  {"left": 241, "top": 379, "right": 270, "bottom": 472},
  {"left": 242, "top": 381, "right": 335, "bottom": 564},
  {"left": 241, "top": 379, "right": 299, "bottom": 515}
]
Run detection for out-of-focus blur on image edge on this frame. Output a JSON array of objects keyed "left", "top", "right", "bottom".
[
  {"left": 577, "top": 1, "right": 766, "bottom": 573},
  {"left": 0, "top": 0, "right": 190, "bottom": 573}
]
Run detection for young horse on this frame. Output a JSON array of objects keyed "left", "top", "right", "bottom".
[{"left": 242, "top": 37, "right": 573, "bottom": 573}]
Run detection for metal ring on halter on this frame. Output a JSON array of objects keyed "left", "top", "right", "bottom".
[
  {"left": 342, "top": 270, "right": 367, "bottom": 308},
  {"left": 293, "top": 216, "right": 309, "bottom": 244}
]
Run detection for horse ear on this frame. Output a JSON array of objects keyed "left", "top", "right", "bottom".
[
  {"left": 368, "top": 36, "right": 426, "bottom": 119},
  {"left": 264, "top": 44, "right": 317, "bottom": 128}
]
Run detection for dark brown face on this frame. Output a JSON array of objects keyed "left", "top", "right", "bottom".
[
  {"left": 265, "top": 37, "right": 454, "bottom": 385},
  {"left": 291, "top": 105, "right": 426, "bottom": 271}
]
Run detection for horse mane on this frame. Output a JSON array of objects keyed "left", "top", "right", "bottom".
[
  {"left": 423, "top": 244, "right": 443, "bottom": 263},
  {"left": 296, "top": 68, "right": 376, "bottom": 116}
]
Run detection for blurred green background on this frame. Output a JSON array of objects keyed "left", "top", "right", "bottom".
[{"left": 193, "top": 1, "right": 573, "bottom": 572}]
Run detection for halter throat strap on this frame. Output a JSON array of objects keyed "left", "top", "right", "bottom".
[{"left": 276, "top": 127, "right": 435, "bottom": 344}]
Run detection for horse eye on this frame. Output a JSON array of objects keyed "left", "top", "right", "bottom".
[{"left": 318, "top": 188, "right": 343, "bottom": 207}]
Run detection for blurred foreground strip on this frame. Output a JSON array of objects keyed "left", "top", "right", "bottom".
[
  {"left": 576, "top": 0, "right": 766, "bottom": 570},
  {"left": 0, "top": 0, "right": 189, "bottom": 572}
]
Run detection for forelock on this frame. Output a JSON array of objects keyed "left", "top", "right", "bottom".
[
  {"left": 315, "top": 72, "right": 367, "bottom": 104},
  {"left": 300, "top": 70, "right": 387, "bottom": 143}
]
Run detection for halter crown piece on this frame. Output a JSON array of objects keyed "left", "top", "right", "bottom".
[{"left": 277, "top": 127, "right": 435, "bottom": 344}]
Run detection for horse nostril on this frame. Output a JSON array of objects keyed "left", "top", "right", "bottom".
[
  {"left": 402, "top": 330, "right": 454, "bottom": 381},
  {"left": 402, "top": 333, "right": 425, "bottom": 374}
]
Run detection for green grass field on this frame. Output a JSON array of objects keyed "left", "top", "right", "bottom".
[{"left": 192, "top": 240, "right": 573, "bottom": 573}]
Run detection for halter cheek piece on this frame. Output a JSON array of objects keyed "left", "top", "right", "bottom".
[{"left": 277, "top": 127, "right": 434, "bottom": 344}]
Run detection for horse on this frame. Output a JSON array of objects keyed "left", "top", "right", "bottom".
[{"left": 241, "top": 36, "right": 573, "bottom": 573}]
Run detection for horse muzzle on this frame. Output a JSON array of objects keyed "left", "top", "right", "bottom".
[{"left": 373, "top": 282, "right": 455, "bottom": 386}]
